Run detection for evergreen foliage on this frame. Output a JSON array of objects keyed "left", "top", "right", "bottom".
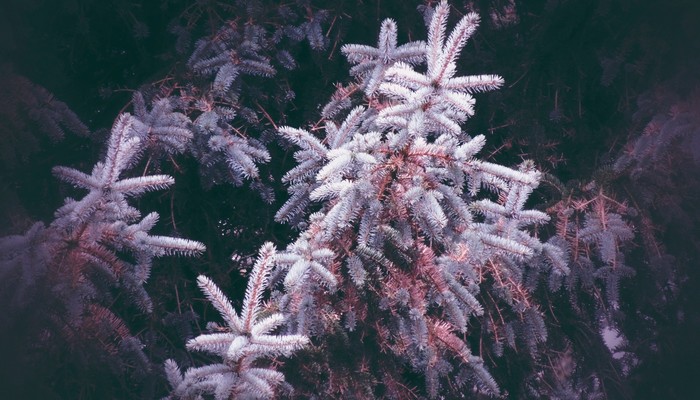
[
  {"left": 271, "top": 3, "right": 564, "bottom": 395},
  {"left": 1, "top": 113, "right": 205, "bottom": 396},
  {"left": 1, "top": 0, "right": 698, "bottom": 399},
  {"left": 165, "top": 243, "right": 308, "bottom": 399}
]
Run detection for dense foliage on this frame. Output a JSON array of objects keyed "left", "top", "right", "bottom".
[{"left": 1, "top": 0, "right": 698, "bottom": 398}]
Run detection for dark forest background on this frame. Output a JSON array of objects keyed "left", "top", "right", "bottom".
[{"left": 1, "top": 0, "right": 699, "bottom": 398}]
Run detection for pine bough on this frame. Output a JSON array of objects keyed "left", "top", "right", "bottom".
[
  {"left": 245, "top": 1, "right": 569, "bottom": 397},
  {"left": 164, "top": 243, "right": 308, "bottom": 400},
  {"left": 0, "top": 113, "right": 205, "bottom": 376}
]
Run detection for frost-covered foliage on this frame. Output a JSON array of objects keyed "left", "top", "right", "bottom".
[
  {"left": 4, "top": 1, "right": 696, "bottom": 399},
  {"left": 165, "top": 243, "right": 308, "bottom": 400},
  {"left": 0, "top": 113, "right": 205, "bottom": 386},
  {"left": 143, "top": 1, "right": 333, "bottom": 198},
  {"left": 269, "top": 2, "right": 568, "bottom": 397},
  {"left": 48, "top": 114, "right": 204, "bottom": 310}
]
